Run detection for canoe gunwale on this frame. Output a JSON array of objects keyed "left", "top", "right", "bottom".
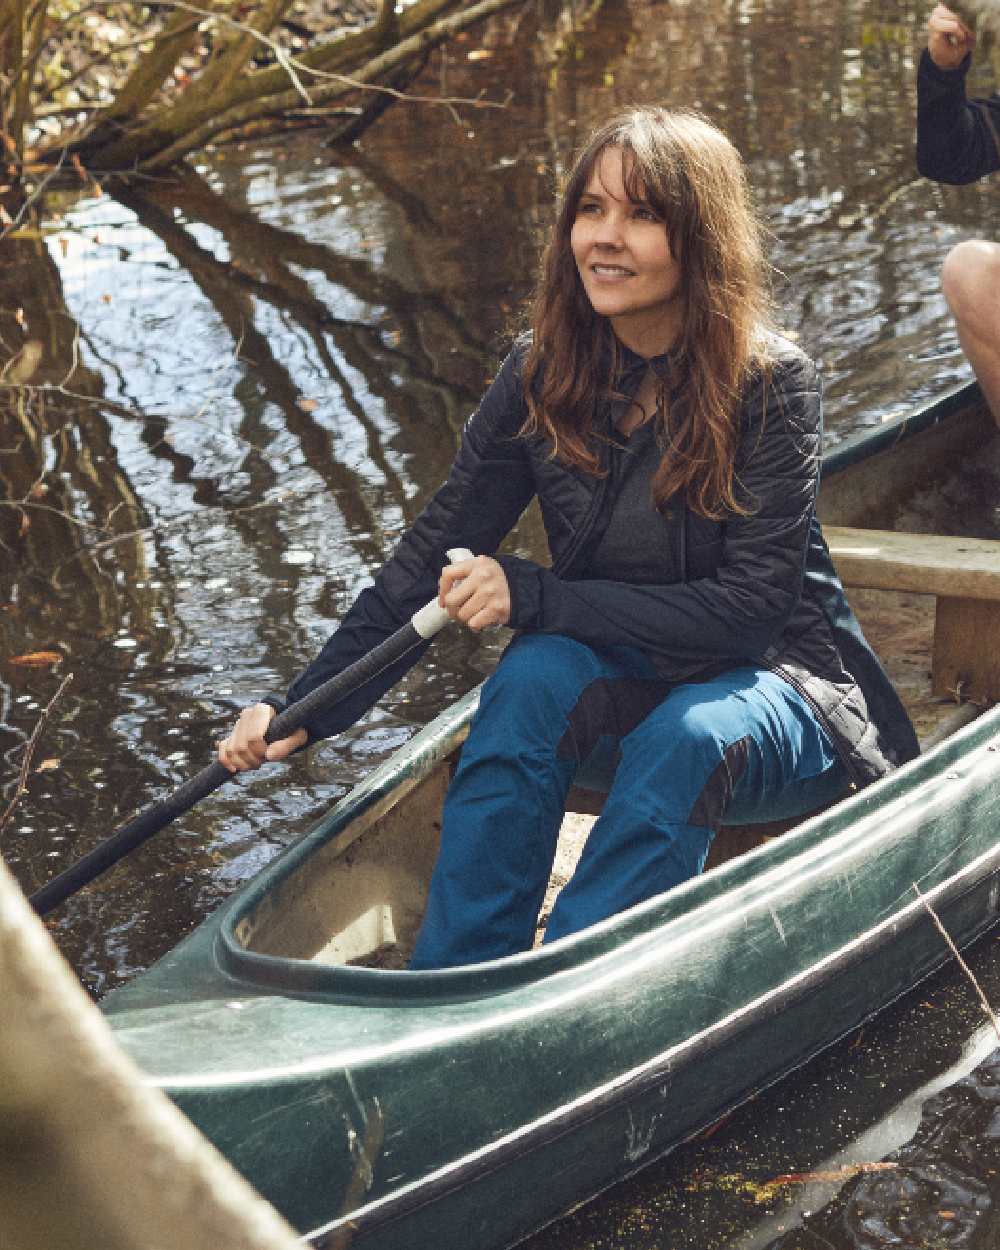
[{"left": 822, "top": 379, "right": 980, "bottom": 479}]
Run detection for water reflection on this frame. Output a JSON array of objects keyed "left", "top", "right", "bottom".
[{"left": 2, "top": 0, "right": 999, "bottom": 1236}]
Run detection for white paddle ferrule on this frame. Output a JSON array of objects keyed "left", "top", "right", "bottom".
[{"left": 410, "top": 548, "right": 475, "bottom": 639}]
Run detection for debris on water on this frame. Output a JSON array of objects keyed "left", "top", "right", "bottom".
[
  {"left": 282, "top": 549, "right": 316, "bottom": 565},
  {"left": 760, "top": 1047, "right": 1000, "bottom": 1248}
]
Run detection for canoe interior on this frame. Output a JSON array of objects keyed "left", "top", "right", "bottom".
[{"left": 238, "top": 388, "right": 1000, "bottom": 970}]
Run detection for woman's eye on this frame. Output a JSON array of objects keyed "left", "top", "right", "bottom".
[
  {"left": 634, "top": 206, "right": 659, "bottom": 222},
  {"left": 578, "top": 201, "right": 600, "bottom": 215}
]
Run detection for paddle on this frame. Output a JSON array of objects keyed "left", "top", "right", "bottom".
[{"left": 29, "top": 548, "right": 475, "bottom": 917}]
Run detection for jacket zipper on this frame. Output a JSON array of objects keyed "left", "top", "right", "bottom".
[{"left": 765, "top": 659, "right": 862, "bottom": 788}]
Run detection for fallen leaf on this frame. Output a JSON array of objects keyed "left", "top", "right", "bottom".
[
  {"left": 9, "top": 650, "right": 63, "bottom": 667},
  {"left": 467, "top": 49, "right": 493, "bottom": 60},
  {"left": 101, "top": 293, "right": 112, "bottom": 304},
  {"left": 36, "top": 758, "right": 60, "bottom": 772},
  {"left": 297, "top": 397, "right": 318, "bottom": 412}
]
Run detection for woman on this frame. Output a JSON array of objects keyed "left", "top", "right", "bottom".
[{"left": 219, "top": 108, "right": 918, "bottom": 969}]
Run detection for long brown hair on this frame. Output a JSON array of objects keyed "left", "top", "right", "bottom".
[{"left": 520, "top": 107, "right": 775, "bottom": 520}]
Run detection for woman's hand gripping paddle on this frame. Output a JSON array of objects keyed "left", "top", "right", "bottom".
[{"left": 29, "top": 549, "right": 474, "bottom": 917}]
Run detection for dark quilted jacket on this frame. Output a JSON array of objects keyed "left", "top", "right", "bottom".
[
  {"left": 278, "top": 333, "right": 919, "bottom": 785},
  {"left": 917, "top": 48, "right": 1000, "bottom": 184}
]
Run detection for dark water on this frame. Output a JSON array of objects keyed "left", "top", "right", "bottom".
[{"left": 2, "top": 0, "right": 999, "bottom": 1242}]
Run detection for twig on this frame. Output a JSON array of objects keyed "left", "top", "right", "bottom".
[
  {"left": 76, "top": 490, "right": 311, "bottom": 555},
  {"left": 0, "top": 148, "right": 68, "bottom": 241},
  {"left": 0, "top": 382, "right": 265, "bottom": 455},
  {"left": 912, "top": 881, "right": 1000, "bottom": 1044},
  {"left": 0, "top": 673, "right": 74, "bottom": 842}
]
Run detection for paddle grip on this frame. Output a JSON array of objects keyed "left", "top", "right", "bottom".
[{"left": 410, "top": 547, "right": 475, "bottom": 639}]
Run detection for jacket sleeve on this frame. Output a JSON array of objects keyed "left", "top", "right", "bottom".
[
  {"left": 498, "top": 353, "right": 822, "bottom": 671},
  {"left": 274, "top": 349, "right": 537, "bottom": 740},
  {"left": 916, "top": 49, "right": 1000, "bottom": 183}
]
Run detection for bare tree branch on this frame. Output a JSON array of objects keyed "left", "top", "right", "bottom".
[
  {"left": 140, "top": 0, "right": 523, "bottom": 170},
  {"left": 913, "top": 881, "right": 1000, "bottom": 1044},
  {"left": 0, "top": 673, "right": 74, "bottom": 843}
]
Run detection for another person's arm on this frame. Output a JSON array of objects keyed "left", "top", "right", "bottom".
[{"left": 917, "top": 4, "right": 1000, "bottom": 183}]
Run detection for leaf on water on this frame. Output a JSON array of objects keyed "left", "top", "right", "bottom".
[
  {"left": 297, "top": 397, "right": 318, "bottom": 412},
  {"left": 101, "top": 293, "right": 112, "bottom": 304},
  {"left": 9, "top": 651, "right": 63, "bottom": 667},
  {"left": 36, "top": 758, "right": 60, "bottom": 772}
]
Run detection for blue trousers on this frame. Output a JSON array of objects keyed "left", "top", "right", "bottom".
[{"left": 409, "top": 634, "right": 849, "bottom": 969}]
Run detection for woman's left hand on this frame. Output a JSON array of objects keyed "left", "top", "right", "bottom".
[{"left": 439, "top": 555, "right": 511, "bottom": 632}]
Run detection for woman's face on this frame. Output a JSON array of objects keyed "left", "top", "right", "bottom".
[{"left": 570, "top": 147, "right": 683, "bottom": 358}]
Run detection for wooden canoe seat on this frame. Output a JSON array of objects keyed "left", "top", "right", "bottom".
[{"left": 825, "top": 525, "right": 1000, "bottom": 705}]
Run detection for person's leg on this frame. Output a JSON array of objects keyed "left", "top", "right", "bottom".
[
  {"left": 543, "top": 667, "right": 849, "bottom": 944},
  {"left": 409, "top": 635, "right": 667, "bottom": 969},
  {"left": 942, "top": 239, "right": 1000, "bottom": 427}
]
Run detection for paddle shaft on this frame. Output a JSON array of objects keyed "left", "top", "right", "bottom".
[{"left": 29, "top": 550, "right": 474, "bottom": 917}]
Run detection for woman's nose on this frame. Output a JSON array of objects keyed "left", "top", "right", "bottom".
[{"left": 593, "top": 211, "right": 624, "bottom": 246}]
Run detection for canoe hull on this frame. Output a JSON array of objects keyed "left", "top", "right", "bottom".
[{"left": 106, "top": 702, "right": 1000, "bottom": 1248}]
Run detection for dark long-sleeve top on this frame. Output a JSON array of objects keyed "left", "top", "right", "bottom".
[
  {"left": 917, "top": 48, "right": 1000, "bottom": 183},
  {"left": 269, "top": 332, "right": 918, "bottom": 785}
]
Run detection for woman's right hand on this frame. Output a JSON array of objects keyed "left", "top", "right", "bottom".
[
  {"left": 927, "top": 3, "right": 975, "bottom": 70},
  {"left": 217, "top": 702, "right": 308, "bottom": 773}
]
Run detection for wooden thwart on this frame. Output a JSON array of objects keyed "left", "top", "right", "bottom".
[{"left": 825, "top": 525, "right": 1000, "bottom": 704}]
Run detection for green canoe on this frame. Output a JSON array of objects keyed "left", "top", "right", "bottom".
[{"left": 103, "top": 380, "right": 1000, "bottom": 1250}]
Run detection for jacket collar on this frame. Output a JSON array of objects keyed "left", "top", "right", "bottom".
[{"left": 603, "top": 324, "right": 682, "bottom": 391}]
